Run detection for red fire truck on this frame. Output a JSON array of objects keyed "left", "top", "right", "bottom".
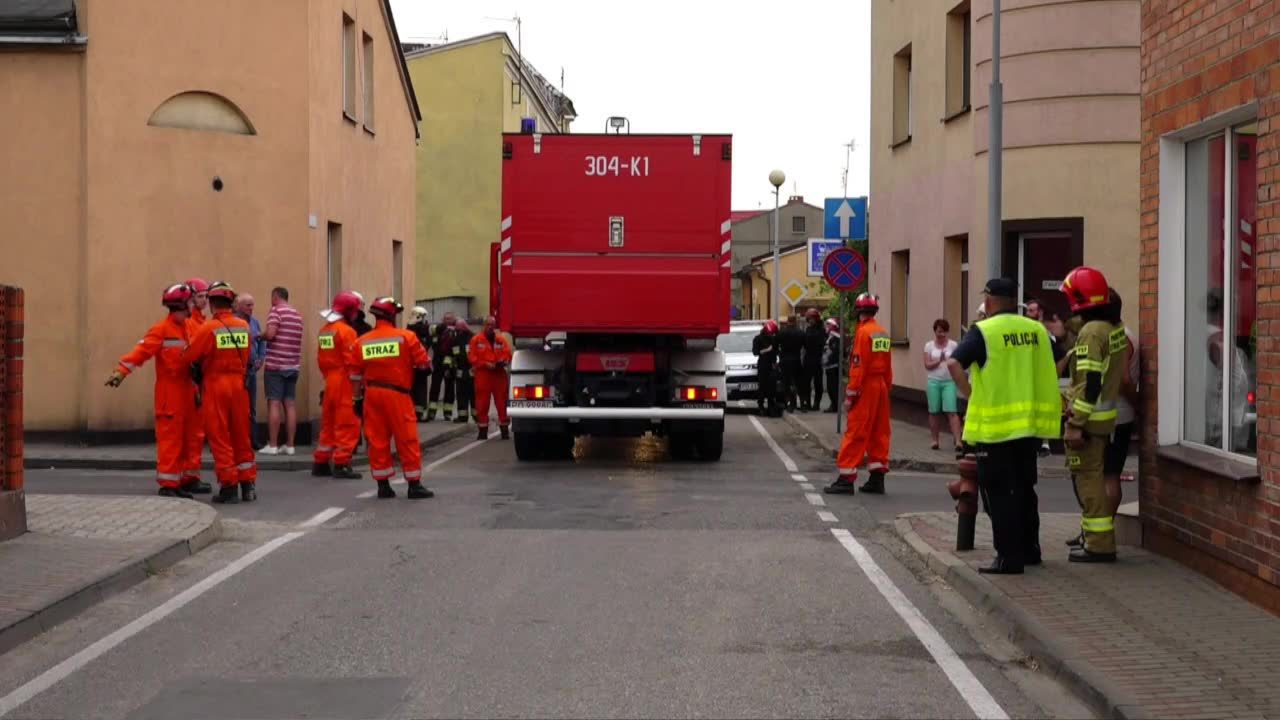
[{"left": 493, "top": 131, "right": 732, "bottom": 461}]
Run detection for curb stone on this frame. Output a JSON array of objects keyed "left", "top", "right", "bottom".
[
  {"left": 0, "top": 512, "right": 222, "bottom": 656},
  {"left": 24, "top": 424, "right": 474, "bottom": 472},
  {"left": 893, "top": 514, "right": 1150, "bottom": 720}
]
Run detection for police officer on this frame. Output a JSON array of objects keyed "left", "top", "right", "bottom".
[
  {"left": 822, "top": 317, "right": 841, "bottom": 413},
  {"left": 948, "top": 278, "right": 1061, "bottom": 574},
  {"left": 426, "top": 312, "right": 458, "bottom": 421},
  {"left": 825, "top": 293, "right": 893, "bottom": 495},
  {"left": 1059, "top": 267, "right": 1126, "bottom": 563},
  {"left": 752, "top": 320, "right": 781, "bottom": 417},
  {"left": 801, "top": 308, "right": 826, "bottom": 412},
  {"left": 407, "top": 306, "right": 431, "bottom": 421},
  {"left": 777, "top": 316, "right": 805, "bottom": 412}
]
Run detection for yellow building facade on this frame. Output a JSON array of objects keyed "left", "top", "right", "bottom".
[
  {"left": 743, "top": 244, "right": 835, "bottom": 320},
  {"left": 404, "top": 33, "right": 576, "bottom": 320}
]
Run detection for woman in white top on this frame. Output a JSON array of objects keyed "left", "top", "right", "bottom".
[{"left": 922, "top": 319, "right": 963, "bottom": 452}]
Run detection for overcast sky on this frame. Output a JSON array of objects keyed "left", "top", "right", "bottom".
[{"left": 389, "top": 0, "right": 871, "bottom": 212}]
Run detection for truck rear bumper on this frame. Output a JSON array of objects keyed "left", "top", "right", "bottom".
[{"left": 507, "top": 406, "right": 724, "bottom": 421}]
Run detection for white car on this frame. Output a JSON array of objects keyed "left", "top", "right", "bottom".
[{"left": 718, "top": 321, "right": 764, "bottom": 400}]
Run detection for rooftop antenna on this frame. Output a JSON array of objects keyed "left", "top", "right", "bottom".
[
  {"left": 486, "top": 14, "right": 524, "bottom": 111},
  {"left": 842, "top": 139, "right": 856, "bottom": 198},
  {"left": 560, "top": 66, "right": 565, "bottom": 90}
]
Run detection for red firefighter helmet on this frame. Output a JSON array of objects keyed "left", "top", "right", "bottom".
[
  {"left": 185, "top": 278, "right": 210, "bottom": 293},
  {"left": 369, "top": 296, "right": 403, "bottom": 320},
  {"left": 206, "top": 281, "right": 236, "bottom": 302},
  {"left": 763, "top": 319, "right": 779, "bottom": 334},
  {"left": 331, "top": 291, "right": 363, "bottom": 317},
  {"left": 855, "top": 293, "right": 880, "bottom": 311},
  {"left": 161, "top": 283, "right": 193, "bottom": 310},
  {"left": 825, "top": 317, "right": 839, "bottom": 330},
  {"left": 1060, "top": 266, "right": 1111, "bottom": 313}
]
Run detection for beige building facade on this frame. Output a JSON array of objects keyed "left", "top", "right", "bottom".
[
  {"left": 404, "top": 33, "right": 576, "bottom": 321},
  {"left": 0, "top": 0, "right": 421, "bottom": 433},
  {"left": 870, "top": 0, "right": 1139, "bottom": 394}
]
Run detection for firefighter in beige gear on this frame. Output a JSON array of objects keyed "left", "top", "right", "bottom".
[{"left": 1060, "top": 266, "right": 1126, "bottom": 563}]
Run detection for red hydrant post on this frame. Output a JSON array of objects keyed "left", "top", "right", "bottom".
[{"left": 946, "top": 452, "right": 979, "bottom": 551}]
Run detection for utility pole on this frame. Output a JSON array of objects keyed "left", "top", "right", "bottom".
[{"left": 987, "top": 0, "right": 1003, "bottom": 281}]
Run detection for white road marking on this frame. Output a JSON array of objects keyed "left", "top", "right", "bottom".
[
  {"left": 791, "top": 474, "right": 807, "bottom": 482},
  {"left": 799, "top": 483, "right": 815, "bottom": 491},
  {"left": 298, "top": 507, "right": 345, "bottom": 528},
  {"left": 804, "top": 492, "right": 826, "bottom": 507},
  {"left": 0, "top": 531, "right": 306, "bottom": 718},
  {"left": 830, "top": 529, "right": 1008, "bottom": 720},
  {"left": 816, "top": 510, "right": 839, "bottom": 523},
  {"left": 748, "top": 415, "right": 798, "bottom": 472},
  {"left": 355, "top": 435, "right": 495, "bottom": 499}
]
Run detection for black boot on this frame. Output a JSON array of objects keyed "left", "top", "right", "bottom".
[
  {"left": 426, "top": 410, "right": 437, "bottom": 422},
  {"left": 1025, "top": 545, "right": 1043, "bottom": 566},
  {"left": 159, "top": 486, "right": 194, "bottom": 500},
  {"left": 211, "top": 485, "right": 240, "bottom": 504},
  {"left": 181, "top": 479, "right": 212, "bottom": 495},
  {"left": 406, "top": 481, "right": 434, "bottom": 499},
  {"left": 477, "top": 427, "right": 489, "bottom": 441},
  {"left": 860, "top": 472, "right": 886, "bottom": 495},
  {"left": 332, "top": 464, "right": 362, "bottom": 480},
  {"left": 1068, "top": 547, "right": 1117, "bottom": 564},
  {"left": 500, "top": 425, "right": 510, "bottom": 440},
  {"left": 376, "top": 480, "right": 397, "bottom": 499},
  {"left": 240, "top": 482, "right": 257, "bottom": 502},
  {"left": 1065, "top": 533, "right": 1083, "bottom": 547},
  {"left": 312, "top": 462, "right": 333, "bottom": 477},
  {"left": 454, "top": 415, "right": 468, "bottom": 424},
  {"left": 978, "top": 557, "right": 1024, "bottom": 575},
  {"left": 823, "top": 476, "right": 857, "bottom": 495},
  {"left": 443, "top": 412, "right": 453, "bottom": 422}
]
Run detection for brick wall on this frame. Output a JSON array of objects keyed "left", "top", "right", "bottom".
[
  {"left": 0, "top": 285, "right": 25, "bottom": 541},
  {"left": 1140, "top": 0, "right": 1280, "bottom": 604}
]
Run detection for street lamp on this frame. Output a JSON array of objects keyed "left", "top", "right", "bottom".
[
  {"left": 769, "top": 169, "right": 786, "bottom": 321},
  {"left": 988, "top": 0, "right": 1003, "bottom": 281}
]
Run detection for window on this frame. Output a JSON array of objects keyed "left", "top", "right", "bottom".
[
  {"left": 327, "top": 222, "right": 343, "bottom": 300},
  {"left": 891, "top": 250, "right": 911, "bottom": 341},
  {"left": 792, "top": 215, "right": 806, "bottom": 234},
  {"left": 945, "top": 2, "right": 971, "bottom": 118},
  {"left": 892, "top": 44, "right": 913, "bottom": 146},
  {"left": 362, "top": 32, "right": 375, "bottom": 131},
  {"left": 944, "top": 234, "right": 968, "bottom": 331},
  {"left": 392, "top": 240, "right": 404, "bottom": 301},
  {"left": 511, "top": 80, "right": 522, "bottom": 105},
  {"left": 1179, "top": 122, "right": 1258, "bottom": 457},
  {"left": 342, "top": 14, "right": 357, "bottom": 120}
]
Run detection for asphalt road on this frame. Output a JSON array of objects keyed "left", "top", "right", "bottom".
[{"left": 3, "top": 416, "right": 1086, "bottom": 719}]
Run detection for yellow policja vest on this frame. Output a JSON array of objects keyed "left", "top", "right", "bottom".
[{"left": 962, "top": 313, "right": 1062, "bottom": 444}]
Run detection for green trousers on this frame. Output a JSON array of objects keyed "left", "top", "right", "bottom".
[{"left": 1067, "top": 435, "right": 1116, "bottom": 554}]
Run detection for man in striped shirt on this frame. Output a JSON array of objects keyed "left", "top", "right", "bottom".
[{"left": 261, "top": 286, "right": 304, "bottom": 455}]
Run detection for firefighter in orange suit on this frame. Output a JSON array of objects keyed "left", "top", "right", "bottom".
[
  {"left": 184, "top": 277, "right": 210, "bottom": 477},
  {"left": 312, "top": 291, "right": 364, "bottom": 480},
  {"left": 353, "top": 297, "right": 434, "bottom": 499},
  {"left": 469, "top": 316, "right": 513, "bottom": 441},
  {"left": 825, "top": 292, "right": 893, "bottom": 495},
  {"left": 184, "top": 281, "right": 258, "bottom": 504},
  {"left": 106, "top": 283, "right": 209, "bottom": 498}
]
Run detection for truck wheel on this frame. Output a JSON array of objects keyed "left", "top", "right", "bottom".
[
  {"left": 669, "top": 433, "right": 695, "bottom": 461},
  {"left": 552, "top": 433, "right": 576, "bottom": 461},
  {"left": 695, "top": 429, "right": 724, "bottom": 462},
  {"left": 513, "top": 431, "right": 542, "bottom": 461}
]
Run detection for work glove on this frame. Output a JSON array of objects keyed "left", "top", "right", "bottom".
[{"left": 105, "top": 370, "right": 126, "bottom": 387}]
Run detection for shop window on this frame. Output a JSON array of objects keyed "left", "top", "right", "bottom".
[{"left": 1174, "top": 122, "right": 1258, "bottom": 457}]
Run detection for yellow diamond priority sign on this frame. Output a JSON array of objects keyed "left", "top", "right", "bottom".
[{"left": 782, "top": 280, "right": 809, "bottom": 307}]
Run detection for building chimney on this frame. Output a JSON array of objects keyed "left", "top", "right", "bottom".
[{"left": 787, "top": 195, "right": 803, "bottom": 204}]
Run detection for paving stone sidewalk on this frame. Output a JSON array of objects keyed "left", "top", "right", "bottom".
[
  {"left": 0, "top": 494, "right": 220, "bottom": 655},
  {"left": 24, "top": 418, "right": 474, "bottom": 472},
  {"left": 783, "top": 410, "right": 1139, "bottom": 478},
  {"left": 899, "top": 511, "right": 1280, "bottom": 720}
]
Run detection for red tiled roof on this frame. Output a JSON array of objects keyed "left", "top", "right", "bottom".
[{"left": 731, "top": 210, "right": 766, "bottom": 224}]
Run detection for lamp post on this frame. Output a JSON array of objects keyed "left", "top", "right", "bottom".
[{"left": 769, "top": 169, "right": 786, "bottom": 321}]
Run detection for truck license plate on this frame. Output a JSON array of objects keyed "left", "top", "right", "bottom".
[{"left": 739, "top": 382, "right": 758, "bottom": 392}]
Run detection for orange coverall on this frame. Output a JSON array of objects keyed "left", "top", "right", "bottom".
[
  {"left": 468, "top": 331, "right": 513, "bottom": 428},
  {"left": 185, "top": 311, "right": 257, "bottom": 488},
  {"left": 836, "top": 317, "right": 893, "bottom": 476},
  {"left": 314, "top": 319, "right": 362, "bottom": 467},
  {"left": 116, "top": 313, "right": 202, "bottom": 489},
  {"left": 353, "top": 320, "right": 430, "bottom": 484},
  {"left": 184, "top": 306, "right": 208, "bottom": 476}
]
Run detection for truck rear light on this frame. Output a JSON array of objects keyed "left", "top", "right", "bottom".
[
  {"left": 677, "top": 386, "right": 719, "bottom": 402},
  {"left": 513, "top": 385, "right": 550, "bottom": 400}
]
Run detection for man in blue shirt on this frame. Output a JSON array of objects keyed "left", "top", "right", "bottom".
[{"left": 235, "top": 294, "right": 268, "bottom": 450}]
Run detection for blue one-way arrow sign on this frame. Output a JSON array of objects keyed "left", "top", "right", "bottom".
[{"left": 824, "top": 197, "right": 868, "bottom": 241}]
